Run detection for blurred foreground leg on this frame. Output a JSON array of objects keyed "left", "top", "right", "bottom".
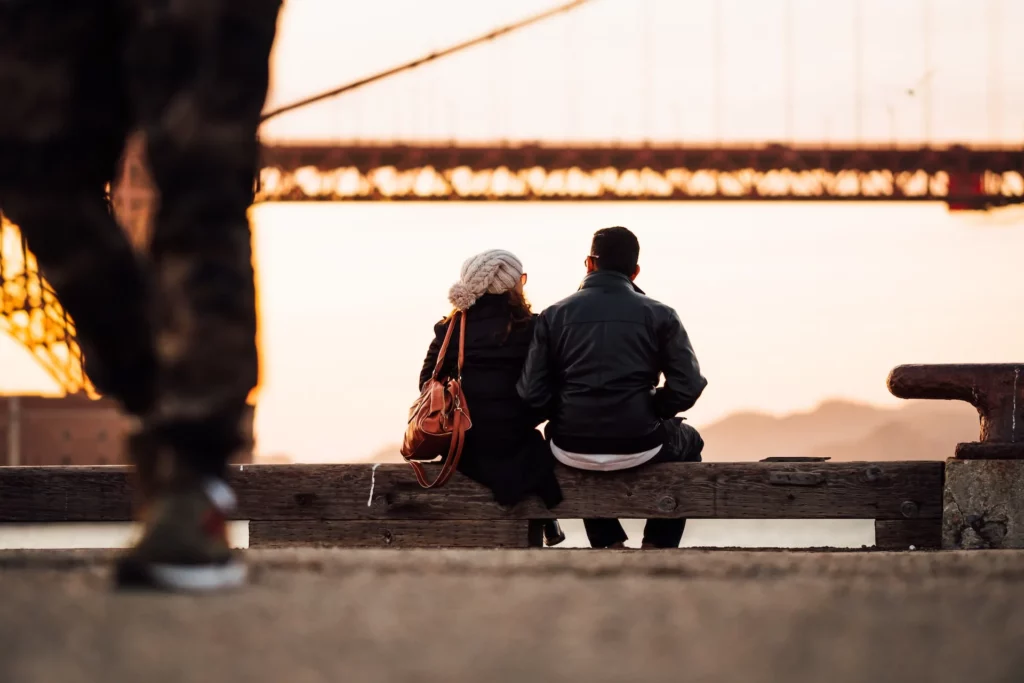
[{"left": 115, "top": 0, "right": 281, "bottom": 593}]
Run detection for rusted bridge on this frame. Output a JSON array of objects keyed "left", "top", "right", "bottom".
[{"left": 257, "top": 142, "right": 1024, "bottom": 209}]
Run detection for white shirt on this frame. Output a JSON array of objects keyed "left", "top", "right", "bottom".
[{"left": 549, "top": 440, "right": 662, "bottom": 472}]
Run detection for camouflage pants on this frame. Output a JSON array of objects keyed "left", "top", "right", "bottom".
[{"left": 0, "top": 0, "right": 281, "bottom": 479}]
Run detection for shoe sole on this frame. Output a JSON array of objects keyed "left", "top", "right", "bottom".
[{"left": 117, "top": 560, "right": 247, "bottom": 593}]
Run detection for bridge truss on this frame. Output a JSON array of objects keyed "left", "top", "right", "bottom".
[
  {"left": 0, "top": 215, "right": 92, "bottom": 394},
  {"left": 258, "top": 143, "right": 1024, "bottom": 210}
]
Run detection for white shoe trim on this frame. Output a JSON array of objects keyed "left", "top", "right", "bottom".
[
  {"left": 202, "top": 478, "right": 238, "bottom": 513},
  {"left": 148, "top": 561, "right": 247, "bottom": 593}
]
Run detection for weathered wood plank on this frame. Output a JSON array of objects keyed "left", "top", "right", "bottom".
[
  {"left": 874, "top": 519, "right": 941, "bottom": 550},
  {"left": 712, "top": 462, "right": 943, "bottom": 520},
  {"left": 0, "top": 466, "right": 134, "bottom": 523},
  {"left": 249, "top": 520, "right": 530, "bottom": 549},
  {"left": 0, "top": 462, "right": 944, "bottom": 522},
  {"left": 234, "top": 463, "right": 716, "bottom": 522},
  {"left": 233, "top": 462, "right": 943, "bottom": 521}
]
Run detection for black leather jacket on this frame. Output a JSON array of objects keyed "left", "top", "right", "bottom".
[{"left": 517, "top": 270, "right": 707, "bottom": 453}]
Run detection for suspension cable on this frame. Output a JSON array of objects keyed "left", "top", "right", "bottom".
[{"left": 260, "top": 0, "right": 594, "bottom": 124}]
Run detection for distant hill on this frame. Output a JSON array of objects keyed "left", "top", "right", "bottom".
[
  {"left": 350, "top": 399, "right": 979, "bottom": 463},
  {"left": 699, "top": 399, "right": 978, "bottom": 461}
]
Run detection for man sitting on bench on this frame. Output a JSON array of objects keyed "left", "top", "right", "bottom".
[{"left": 517, "top": 226, "right": 707, "bottom": 549}]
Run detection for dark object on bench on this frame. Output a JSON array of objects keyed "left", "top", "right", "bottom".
[
  {"left": 760, "top": 457, "right": 831, "bottom": 462},
  {"left": 888, "top": 363, "right": 1024, "bottom": 459}
]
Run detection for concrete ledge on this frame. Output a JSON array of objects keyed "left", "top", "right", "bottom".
[{"left": 943, "top": 459, "right": 1024, "bottom": 549}]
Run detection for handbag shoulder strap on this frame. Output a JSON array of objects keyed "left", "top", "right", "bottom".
[
  {"left": 430, "top": 310, "right": 467, "bottom": 381},
  {"left": 456, "top": 308, "right": 466, "bottom": 377}
]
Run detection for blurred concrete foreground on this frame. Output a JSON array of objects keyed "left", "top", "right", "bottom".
[{"left": 1, "top": 548, "right": 1023, "bottom": 683}]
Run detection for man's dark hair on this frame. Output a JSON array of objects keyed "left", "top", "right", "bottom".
[{"left": 589, "top": 226, "right": 639, "bottom": 276}]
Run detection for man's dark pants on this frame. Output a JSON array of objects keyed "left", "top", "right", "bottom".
[{"left": 583, "top": 418, "right": 704, "bottom": 549}]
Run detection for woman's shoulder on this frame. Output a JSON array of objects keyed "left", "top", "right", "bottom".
[
  {"left": 516, "top": 312, "right": 538, "bottom": 331},
  {"left": 429, "top": 315, "right": 456, "bottom": 341},
  {"left": 505, "top": 314, "right": 538, "bottom": 346},
  {"left": 431, "top": 306, "right": 535, "bottom": 343}
]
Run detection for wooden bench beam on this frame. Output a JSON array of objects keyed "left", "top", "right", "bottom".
[
  {"left": 0, "top": 462, "right": 943, "bottom": 523},
  {"left": 874, "top": 519, "right": 941, "bottom": 550}
]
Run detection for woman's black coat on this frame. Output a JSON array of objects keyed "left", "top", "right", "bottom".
[{"left": 418, "top": 294, "right": 562, "bottom": 508}]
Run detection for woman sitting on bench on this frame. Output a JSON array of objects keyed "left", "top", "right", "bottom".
[{"left": 418, "top": 249, "right": 564, "bottom": 545}]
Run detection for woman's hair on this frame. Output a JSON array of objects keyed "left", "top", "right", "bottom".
[
  {"left": 444, "top": 289, "right": 533, "bottom": 343},
  {"left": 503, "top": 288, "right": 534, "bottom": 333}
]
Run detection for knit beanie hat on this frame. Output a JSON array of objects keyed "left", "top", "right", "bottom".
[{"left": 448, "top": 249, "right": 524, "bottom": 310}]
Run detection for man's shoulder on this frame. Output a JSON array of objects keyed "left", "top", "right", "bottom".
[
  {"left": 639, "top": 292, "right": 680, "bottom": 317},
  {"left": 539, "top": 288, "right": 591, "bottom": 318},
  {"left": 541, "top": 287, "right": 677, "bottom": 313},
  {"left": 621, "top": 290, "right": 686, "bottom": 332}
]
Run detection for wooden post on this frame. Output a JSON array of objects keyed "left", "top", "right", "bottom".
[
  {"left": 874, "top": 519, "right": 940, "bottom": 550},
  {"left": 7, "top": 396, "right": 20, "bottom": 467}
]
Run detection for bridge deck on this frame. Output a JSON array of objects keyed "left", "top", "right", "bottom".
[
  {"left": 2, "top": 548, "right": 1023, "bottom": 682},
  {"left": 256, "top": 142, "right": 1024, "bottom": 207}
]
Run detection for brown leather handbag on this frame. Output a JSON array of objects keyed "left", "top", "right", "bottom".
[{"left": 400, "top": 311, "right": 472, "bottom": 488}]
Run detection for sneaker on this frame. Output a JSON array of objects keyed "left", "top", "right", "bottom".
[{"left": 115, "top": 477, "right": 246, "bottom": 593}]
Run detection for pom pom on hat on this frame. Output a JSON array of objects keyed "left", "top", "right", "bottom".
[{"left": 447, "top": 281, "right": 479, "bottom": 311}]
